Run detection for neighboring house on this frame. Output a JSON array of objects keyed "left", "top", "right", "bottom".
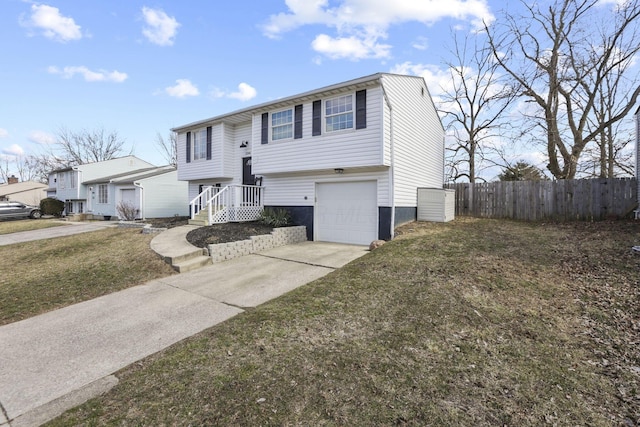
[
  {"left": 48, "top": 155, "right": 155, "bottom": 216},
  {"left": 0, "top": 177, "right": 47, "bottom": 205},
  {"left": 83, "top": 165, "right": 188, "bottom": 219},
  {"left": 172, "top": 73, "right": 445, "bottom": 245}
]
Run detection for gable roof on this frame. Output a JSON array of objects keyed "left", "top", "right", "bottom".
[
  {"left": 83, "top": 166, "right": 176, "bottom": 185},
  {"left": 49, "top": 155, "right": 152, "bottom": 174},
  {"left": 0, "top": 181, "right": 47, "bottom": 197},
  {"left": 171, "top": 73, "right": 427, "bottom": 132}
]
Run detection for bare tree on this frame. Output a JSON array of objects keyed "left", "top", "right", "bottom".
[
  {"left": 155, "top": 131, "right": 177, "bottom": 166},
  {"left": 485, "top": 0, "right": 640, "bottom": 179},
  {"left": 54, "top": 126, "right": 127, "bottom": 166},
  {"left": 439, "top": 32, "right": 517, "bottom": 183}
]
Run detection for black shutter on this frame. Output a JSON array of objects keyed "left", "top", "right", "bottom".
[
  {"left": 261, "top": 113, "right": 269, "bottom": 144},
  {"left": 206, "top": 126, "right": 212, "bottom": 160},
  {"left": 294, "top": 104, "right": 303, "bottom": 139},
  {"left": 312, "top": 100, "right": 321, "bottom": 136},
  {"left": 356, "top": 89, "right": 367, "bottom": 129},
  {"left": 186, "top": 131, "right": 191, "bottom": 163}
]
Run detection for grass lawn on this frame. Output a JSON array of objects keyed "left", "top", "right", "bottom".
[
  {"left": 0, "top": 228, "right": 176, "bottom": 325},
  {"left": 0, "top": 218, "right": 67, "bottom": 235},
  {"left": 45, "top": 218, "right": 640, "bottom": 426}
]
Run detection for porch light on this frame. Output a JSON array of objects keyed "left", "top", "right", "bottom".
[
  {"left": 239, "top": 141, "right": 248, "bottom": 148},
  {"left": 334, "top": 168, "right": 344, "bottom": 174}
]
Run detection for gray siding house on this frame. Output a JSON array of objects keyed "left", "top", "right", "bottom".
[{"left": 173, "top": 73, "right": 445, "bottom": 245}]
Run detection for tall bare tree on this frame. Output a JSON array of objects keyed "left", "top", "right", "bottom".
[
  {"left": 54, "top": 126, "right": 127, "bottom": 166},
  {"left": 440, "top": 32, "right": 518, "bottom": 183},
  {"left": 485, "top": 0, "right": 640, "bottom": 179},
  {"left": 155, "top": 131, "right": 177, "bottom": 166}
]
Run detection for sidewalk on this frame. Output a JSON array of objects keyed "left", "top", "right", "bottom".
[{"left": 0, "top": 241, "right": 368, "bottom": 427}]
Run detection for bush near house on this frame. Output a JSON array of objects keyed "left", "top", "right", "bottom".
[{"left": 39, "top": 198, "right": 64, "bottom": 217}]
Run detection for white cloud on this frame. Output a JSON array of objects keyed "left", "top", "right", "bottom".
[
  {"left": 312, "top": 33, "right": 391, "bottom": 60},
  {"left": 21, "top": 4, "right": 82, "bottom": 42},
  {"left": 229, "top": 83, "right": 257, "bottom": 101},
  {"left": 212, "top": 83, "right": 258, "bottom": 102},
  {"left": 1, "top": 144, "right": 24, "bottom": 157},
  {"left": 28, "top": 130, "right": 56, "bottom": 145},
  {"left": 142, "top": 7, "right": 180, "bottom": 46},
  {"left": 48, "top": 66, "right": 128, "bottom": 83},
  {"left": 412, "top": 36, "right": 429, "bottom": 51},
  {"left": 263, "top": 0, "right": 494, "bottom": 60},
  {"left": 165, "top": 79, "right": 199, "bottom": 98},
  {"left": 391, "top": 62, "right": 452, "bottom": 99},
  {"left": 0, "top": 129, "right": 8, "bottom": 139}
]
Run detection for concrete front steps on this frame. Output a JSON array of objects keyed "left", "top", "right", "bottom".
[
  {"left": 150, "top": 225, "right": 212, "bottom": 273},
  {"left": 188, "top": 209, "right": 211, "bottom": 226}
]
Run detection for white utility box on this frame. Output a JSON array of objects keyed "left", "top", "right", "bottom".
[{"left": 417, "top": 188, "right": 455, "bottom": 222}]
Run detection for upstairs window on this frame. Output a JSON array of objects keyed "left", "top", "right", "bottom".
[
  {"left": 271, "top": 109, "right": 293, "bottom": 141},
  {"left": 325, "top": 94, "right": 353, "bottom": 132},
  {"left": 193, "top": 129, "right": 207, "bottom": 161},
  {"left": 98, "top": 184, "right": 108, "bottom": 204}
]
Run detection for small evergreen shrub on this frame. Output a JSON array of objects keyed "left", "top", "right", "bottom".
[
  {"left": 258, "top": 208, "right": 291, "bottom": 227},
  {"left": 40, "top": 198, "right": 64, "bottom": 217}
]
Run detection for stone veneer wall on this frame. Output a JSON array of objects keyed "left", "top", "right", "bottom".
[{"left": 208, "top": 226, "right": 307, "bottom": 263}]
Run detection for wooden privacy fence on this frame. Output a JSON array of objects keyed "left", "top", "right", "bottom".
[{"left": 445, "top": 178, "right": 638, "bottom": 221}]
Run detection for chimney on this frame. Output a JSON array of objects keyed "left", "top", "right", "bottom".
[{"left": 7, "top": 175, "right": 18, "bottom": 184}]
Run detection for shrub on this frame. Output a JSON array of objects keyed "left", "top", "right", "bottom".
[
  {"left": 116, "top": 201, "right": 139, "bottom": 221},
  {"left": 258, "top": 208, "right": 291, "bottom": 227},
  {"left": 40, "top": 198, "right": 64, "bottom": 217}
]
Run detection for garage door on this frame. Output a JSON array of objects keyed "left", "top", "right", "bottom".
[{"left": 315, "top": 181, "right": 378, "bottom": 245}]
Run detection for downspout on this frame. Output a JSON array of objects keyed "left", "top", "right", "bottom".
[
  {"left": 134, "top": 182, "right": 144, "bottom": 220},
  {"left": 381, "top": 80, "right": 395, "bottom": 240}
]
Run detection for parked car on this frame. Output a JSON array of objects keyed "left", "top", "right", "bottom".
[{"left": 0, "top": 201, "right": 42, "bottom": 219}]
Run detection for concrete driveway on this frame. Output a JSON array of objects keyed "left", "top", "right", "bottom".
[
  {"left": 0, "top": 241, "right": 368, "bottom": 427},
  {"left": 0, "top": 221, "right": 114, "bottom": 246}
]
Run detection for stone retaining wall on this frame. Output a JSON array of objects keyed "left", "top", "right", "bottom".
[{"left": 208, "top": 226, "right": 307, "bottom": 263}]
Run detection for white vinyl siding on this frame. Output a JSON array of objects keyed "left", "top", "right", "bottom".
[
  {"left": 381, "top": 74, "right": 445, "bottom": 207},
  {"left": 253, "top": 85, "right": 384, "bottom": 175},
  {"left": 261, "top": 169, "right": 390, "bottom": 207},
  {"left": 177, "top": 123, "right": 234, "bottom": 181}
]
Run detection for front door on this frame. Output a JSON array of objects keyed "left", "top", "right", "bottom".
[{"left": 242, "top": 157, "right": 254, "bottom": 185}]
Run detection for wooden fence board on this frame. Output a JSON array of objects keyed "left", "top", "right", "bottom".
[{"left": 445, "top": 178, "right": 638, "bottom": 221}]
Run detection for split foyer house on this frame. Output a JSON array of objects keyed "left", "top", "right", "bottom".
[
  {"left": 48, "top": 156, "right": 188, "bottom": 219},
  {"left": 173, "top": 73, "right": 446, "bottom": 245}
]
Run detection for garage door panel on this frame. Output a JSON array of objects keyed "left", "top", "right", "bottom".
[{"left": 315, "top": 181, "right": 377, "bottom": 245}]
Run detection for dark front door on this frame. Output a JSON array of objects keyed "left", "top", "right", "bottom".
[{"left": 242, "top": 157, "right": 254, "bottom": 185}]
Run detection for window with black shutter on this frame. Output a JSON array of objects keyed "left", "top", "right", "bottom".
[
  {"left": 206, "top": 126, "right": 212, "bottom": 160},
  {"left": 355, "top": 89, "right": 367, "bottom": 129},
  {"left": 294, "top": 104, "right": 303, "bottom": 139},
  {"left": 312, "top": 100, "right": 321, "bottom": 136},
  {"left": 261, "top": 113, "right": 268, "bottom": 144},
  {"left": 186, "top": 131, "right": 191, "bottom": 163}
]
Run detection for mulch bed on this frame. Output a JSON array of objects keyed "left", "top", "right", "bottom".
[
  {"left": 145, "top": 217, "right": 274, "bottom": 248},
  {"left": 185, "top": 222, "right": 274, "bottom": 248}
]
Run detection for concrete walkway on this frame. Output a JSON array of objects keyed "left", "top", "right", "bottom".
[
  {"left": 0, "top": 221, "right": 115, "bottom": 246},
  {"left": 0, "top": 224, "right": 368, "bottom": 427}
]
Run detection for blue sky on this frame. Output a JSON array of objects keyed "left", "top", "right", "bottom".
[
  {"left": 0, "top": 0, "right": 498, "bottom": 168},
  {"left": 0, "top": 0, "right": 634, "bottom": 179}
]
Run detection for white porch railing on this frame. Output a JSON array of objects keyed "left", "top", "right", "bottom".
[{"left": 189, "top": 185, "right": 264, "bottom": 225}]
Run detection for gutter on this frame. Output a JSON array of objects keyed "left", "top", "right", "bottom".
[{"left": 381, "top": 78, "right": 395, "bottom": 240}]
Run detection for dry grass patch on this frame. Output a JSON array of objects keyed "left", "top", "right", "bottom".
[
  {"left": 48, "top": 219, "right": 639, "bottom": 426},
  {"left": 0, "top": 218, "right": 67, "bottom": 235},
  {"left": 0, "top": 228, "right": 176, "bottom": 325}
]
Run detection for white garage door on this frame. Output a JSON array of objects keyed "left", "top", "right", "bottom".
[{"left": 315, "top": 181, "right": 378, "bottom": 245}]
